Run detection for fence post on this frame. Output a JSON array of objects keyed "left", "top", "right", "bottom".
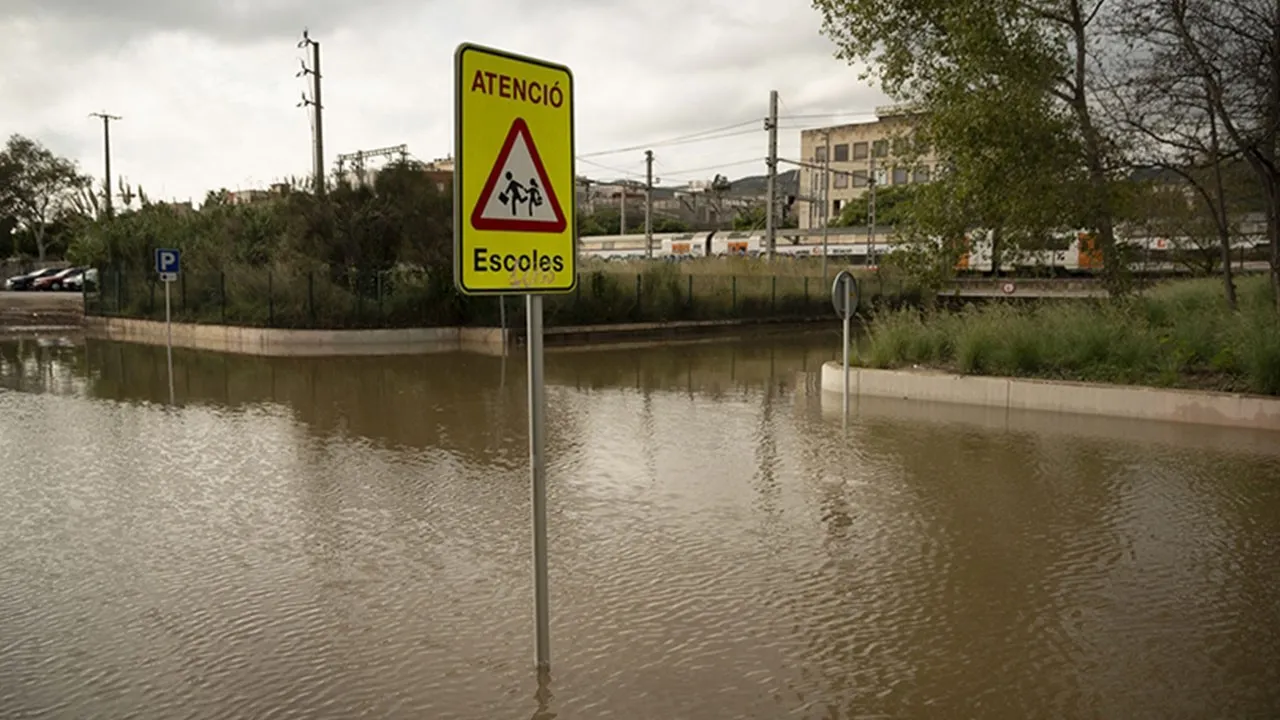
[
  {"left": 687, "top": 274, "right": 693, "bottom": 308},
  {"left": 732, "top": 275, "right": 737, "bottom": 313},
  {"left": 308, "top": 272, "right": 315, "bottom": 328},
  {"left": 376, "top": 271, "right": 383, "bottom": 325},
  {"left": 220, "top": 272, "right": 227, "bottom": 322},
  {"left": 771, "top": 275, "right": 777, "bottom": 312},
  {"left": 804, "top": 276, "right": 809, "bottom": 306},
  {"left": 268, "top": 272, "right": 275, "bottom": 327},
  {"left": 635, "top": 273, "right": 642, "bottom": 319},
  {"left": 356, "top": 270, "right": 364, "bottom": 326}
]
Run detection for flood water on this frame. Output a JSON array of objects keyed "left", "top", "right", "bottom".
[{"left": 2, "top": 331, "right": 1279, "bottom": 719}]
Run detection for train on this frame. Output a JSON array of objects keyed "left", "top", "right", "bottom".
[{"left": 577, "top": 228, "right": 1270, "bottom": 276}]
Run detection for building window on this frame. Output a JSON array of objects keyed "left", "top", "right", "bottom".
[
  {"left": 853, "top": 142, "right": 868, "bottom": 160},
  {"left": 814, "top": 146, "right": 827, "bottom": 162},
  {"left": 832, "top": 199, "right": 842, "bottom": 215},
  {"left": 873, "top": 168, "right": 888, "bottom": 186},
  {"left": 913, "top": 166, "right": 931, "bottom": 184},
  {"left": 892, "top": 167, "right": 909, "bottom": 185},
  {"left": 852, "top": 170, "right": 868, "bottom": 187},
  {"left": 833, "top": 144, "right": 849, "bottom": 162},
  {"left": 833, "top": 171, "right": 849, "bottom": 189},
  {"left": 872, "top": 139, "right": 888, "bottom": 158}
]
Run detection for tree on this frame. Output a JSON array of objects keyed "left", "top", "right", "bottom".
[
  {"left": 0, "top": 135, "right": 91, "bottom": 260},
  {"left": 834, "top": 186, "right": 918, "bottom": 227},
  {"left": 576, "top": 207, "right": 688, "bottom": 235},
  {"left": 812, "top": 0, "right": 1131, "bottom": 292},
  {"left": 1115, "top": 0, "right": 1280, "bottom": 309}
]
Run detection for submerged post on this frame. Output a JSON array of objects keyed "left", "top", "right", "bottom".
[
  {"left": 155, "top": 248, "right": 181, "bottom": 405},
  {"left": 526, "top": 293, "right": 550, "bottom": 668},
  {"left": 165, "top": 277, "right": 174, "bottom": 404},
  {"left": 831, "top": 270, "right": 858, "bottom": 419}
]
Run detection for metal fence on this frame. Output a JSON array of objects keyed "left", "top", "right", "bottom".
[{"left": 84, "top": 267, "right": 893, "bottom": 330}]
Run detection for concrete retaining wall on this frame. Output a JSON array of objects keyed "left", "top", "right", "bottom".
[
  {"left": 84, "top": 315, "right": 837, "bottom": 357},
  {"left": 820, "top": 361, "right": 1280, "bottom": 431},
  {"left": 85, "top": 316, "right": 509, "bottom": 357}
]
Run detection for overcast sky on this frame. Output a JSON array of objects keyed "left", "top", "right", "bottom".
[{"left": 1, "top": 0, "right": 889, "bottom": 203}]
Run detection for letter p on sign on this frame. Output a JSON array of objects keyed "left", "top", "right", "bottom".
[{"left": 155, "top": 248, "right": 181, "bottom": 275}]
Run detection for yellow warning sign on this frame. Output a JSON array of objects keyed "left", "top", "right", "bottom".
[{"left": 454, "top": 43, "right": 576, "bottom": 295}]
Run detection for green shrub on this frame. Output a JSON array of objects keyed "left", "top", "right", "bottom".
[{"left": 859, "top": 275, "right": 1280, "bottom": 395}]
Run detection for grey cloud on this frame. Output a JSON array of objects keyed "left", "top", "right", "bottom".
[{"left": 1, "top": 0, "right": 416, "bottom": 44}]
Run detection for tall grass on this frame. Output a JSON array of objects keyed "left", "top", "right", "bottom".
[{"left": 863, "top": 275, "right": 1280, "bottom": 396}]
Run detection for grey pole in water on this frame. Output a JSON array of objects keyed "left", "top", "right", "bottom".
[
  {"left": 165, "top": 278, "right": 174, "bottom": 405},
  {"left": 842, "top": 300, "right": 850, "bottom": 418},
  {"left": 832, "top": 270, "right": 857, "bottom": 422},
  {"left": 526, "top": 293, "right": 550, "bottom": 670}
]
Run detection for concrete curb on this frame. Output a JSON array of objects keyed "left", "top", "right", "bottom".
[{"left": 820, "top": 361, "right": 1280, "bottom": 431}]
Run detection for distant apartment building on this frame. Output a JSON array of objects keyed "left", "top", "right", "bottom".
[
  {"left": 225, "top": 188, "right": 274, "bottom": 205},
  {"left": 797, "top": 104, "right": 938, "bottom": 230}
]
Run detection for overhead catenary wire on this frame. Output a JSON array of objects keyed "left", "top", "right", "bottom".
[
  {"left": 655, "top": 157, "right": 763, "bottom": 179},
  {"left": 578, "top": 126, "right": 761, "bottom": 159},
  {"left": 576, "top": 156, "right": 645, "bottom": 178}
]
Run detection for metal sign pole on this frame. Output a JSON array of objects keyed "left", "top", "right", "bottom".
[
  {"left": 842, "top": 293, "right": 851, "bottom": 418},
  {"left": 831, "top": 270, "right": 857, "bottom": 424},
  {"left": 165, "top": 277, "right": 175, "bottom": 405},
  {"left": 526, "top": 292, "right": 550, "bottom": 670}
]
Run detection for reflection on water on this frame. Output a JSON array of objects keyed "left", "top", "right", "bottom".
[{"left": 1, "top": 331, "right": 1278, "bottom": 720}]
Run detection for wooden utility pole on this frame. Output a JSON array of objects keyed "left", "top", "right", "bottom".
[{"left": 89, "top": 112, "right": 121, "bottom": 218}]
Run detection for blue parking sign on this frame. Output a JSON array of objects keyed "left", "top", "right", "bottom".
[{"left": 155, "top": 248, "right": 181, "bottom": 275}]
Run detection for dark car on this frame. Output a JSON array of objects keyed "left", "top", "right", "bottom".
[{"left": 3, "top": 267, "right": 63, "bottom": 291}]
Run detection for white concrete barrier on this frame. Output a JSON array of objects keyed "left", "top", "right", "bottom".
[
  {"left": 85, "top": 316, "right": 510, "bottom": 357},
  {"left": 820, "top": 361, "right": 1280, "bottom": 431}
]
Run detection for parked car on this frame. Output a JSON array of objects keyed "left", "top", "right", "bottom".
[
  {"left": 62, "top": 268, "right": 98, "bottom": 292},
  {"left": 4, "top": 267, "right": 63, "bottom": 291},
  {"left": 31, "top": 267, "right": 85, "bottom": 291}
]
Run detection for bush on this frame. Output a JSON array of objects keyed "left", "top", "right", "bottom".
[{"left": 861, "top": 275, "right": 1280, "bottom": 395}]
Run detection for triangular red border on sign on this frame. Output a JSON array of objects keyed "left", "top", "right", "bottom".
[{"left": 470, "top": 117, "right": 567, "bottom": 233}]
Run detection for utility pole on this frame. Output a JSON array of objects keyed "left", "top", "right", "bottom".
[
  {"left": 645, "top": 150, "right": 654, "bottom": 258},
  {"left": 619, "top": 182, "right": 627, "bottom": 234},
  {"left": 297, "top": 30, "right": 325, "bottom": 196},
  {"left": 765, "top": 90, "right": 779, "bottom": 260},
  {"left": 89, "top": 112, "right": 121, "bottom": 219},
  {"left": 821, "top": 130, "right": 832, "bottom": 284},
  {"left": 868, "top": 152, "right": 878, "bottom": 267}
]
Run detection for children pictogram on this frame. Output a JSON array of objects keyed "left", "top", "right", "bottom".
[{"left": 471, "top": 118, "right": 566, "bottom": 232}]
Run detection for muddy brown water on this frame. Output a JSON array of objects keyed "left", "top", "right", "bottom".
[{"left": 1, "top": 332, "right": 1278, "bottom": 719}]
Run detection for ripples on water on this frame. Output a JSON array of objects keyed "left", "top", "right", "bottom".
[{"left": 1, "top": 334, "right": 1278, "bottom": 719}]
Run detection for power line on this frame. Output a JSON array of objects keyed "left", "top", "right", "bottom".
[
  {"left": 578, "top": 122, "right": 760, "bottom": 158},
  {"left": 656, "top": 157, "right": 763, "bottom": 179},
  {"left": 576, "top": 156, "right": 644, "bottom": 177},
  {"left": 778, "top": 112, "right": 878, "bottom": 121},
  {"left": 779, "top": 157, "right": 830, "bottom": 172}
]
